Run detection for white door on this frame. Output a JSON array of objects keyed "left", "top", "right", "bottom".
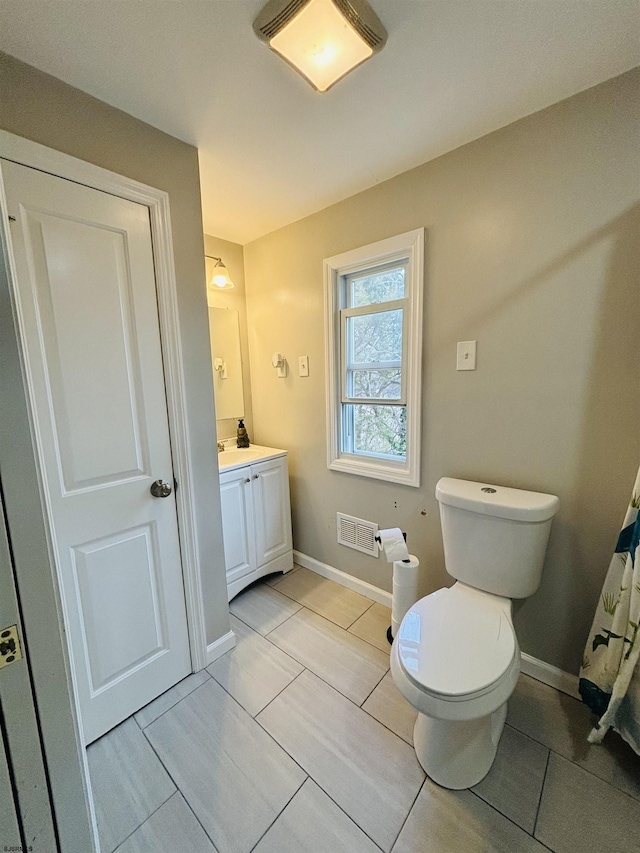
[{"left": 2, "top": 159, "right": 191, "bottom": 744}]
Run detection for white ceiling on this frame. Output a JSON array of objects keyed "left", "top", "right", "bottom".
[{"left": 1, "top": 1, "right": 638, "bottom": 244}]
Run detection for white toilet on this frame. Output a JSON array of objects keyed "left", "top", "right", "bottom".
[{"left": 391, "top": 477, "right": 559, "bottom": 790}]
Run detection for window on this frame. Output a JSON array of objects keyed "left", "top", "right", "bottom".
[{"left": 324, "top": 229, "right": 424, "bottom": 487}]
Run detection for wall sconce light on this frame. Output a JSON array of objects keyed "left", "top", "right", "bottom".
[
  {"left": 253, "top": 0, "right": 387, "bottom": 92},
  {"left": 205, "top": 255, "right": 235, "bottom": 291},
  {"left": 272, "top": 351, "right": 287, "bottom": 378}
]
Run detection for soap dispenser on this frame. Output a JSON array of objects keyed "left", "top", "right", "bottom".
[{"left": 236, "top": 419, "right": 250, "bottom": 448}]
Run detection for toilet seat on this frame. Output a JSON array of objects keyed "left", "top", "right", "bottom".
[{"left": 395, "top": 583, "right": 517, "bottom": 701}]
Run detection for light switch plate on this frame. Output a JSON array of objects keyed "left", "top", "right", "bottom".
[
  {"left": 457, "top": 340, "right": 477, "bottom": 370},
  {"left": 298, "top": 355, "right": 309, "bottom": 377}
]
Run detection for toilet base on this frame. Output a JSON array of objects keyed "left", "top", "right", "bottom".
[{"left": 413, "top": 702, "right": 508, "bottom": 789}]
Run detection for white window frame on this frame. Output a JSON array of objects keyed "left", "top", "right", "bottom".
[{"left": 324, "top": 228, "right": 424, "bottom": 488}]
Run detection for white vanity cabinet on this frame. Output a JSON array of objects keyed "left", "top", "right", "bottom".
[{"left": 218, "top": 447, "right": 293, "bottom": 600}]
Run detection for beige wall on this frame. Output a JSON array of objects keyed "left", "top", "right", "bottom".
[
  {"left": 244, "top": 68, "right": 640, "bottom": 675},
  {"left": 0, "top": 52, "right": 229, "bottom": 647},
  {"left": 204, "top": 234, "right": 253, "bottom": 442}
]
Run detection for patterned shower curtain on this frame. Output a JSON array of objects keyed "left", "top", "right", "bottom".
[{"left": 579, "top": 465, "right": 640, "bottom": 755}]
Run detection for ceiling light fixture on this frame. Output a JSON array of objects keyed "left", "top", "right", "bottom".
[
  {"left": 253, "top": 0, "right": 387, "bottom": 92},
  {"left": 205, "top": 255, "right": 234, "bottom": 290}
]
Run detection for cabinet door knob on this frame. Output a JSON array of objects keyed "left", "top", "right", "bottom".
[
  {"left": 252, "top": 473, "right": 260, "bottom": 479},
  {"left": 244, "top": 478, "right": 251, "bottom": 484}
]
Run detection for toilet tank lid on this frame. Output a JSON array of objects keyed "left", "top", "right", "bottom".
[{"left": 436, "top": 478, "right": 559, "bottom": 522}]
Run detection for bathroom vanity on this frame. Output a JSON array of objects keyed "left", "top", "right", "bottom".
[{"left": 218, "top": 445, "right": 293, "bottom": 600}]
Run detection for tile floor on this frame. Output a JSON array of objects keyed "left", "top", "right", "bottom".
[{"left": 87, "top": 566, "right": 640, "bottom": 853}]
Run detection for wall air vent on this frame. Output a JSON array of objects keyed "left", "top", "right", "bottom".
[{"left": 337, "top": 512, "right": 379, "bottom": 557}]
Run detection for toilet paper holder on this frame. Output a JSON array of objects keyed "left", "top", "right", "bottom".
[
  {"left": 375, "top": 530, "right": 412, "bottom": 563},
  {"left": 375, "top": 530, "right": 420, "bottom": 646}
]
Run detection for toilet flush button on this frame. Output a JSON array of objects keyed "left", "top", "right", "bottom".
[{"left": 457, "top": 341, "right": 477, "bottom": 370}]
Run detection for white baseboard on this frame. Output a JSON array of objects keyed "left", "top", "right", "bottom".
[
  {"left": 520, "top": 652, "right": 580, "bottom": 699},
  {"left": 295, "top": 550, "right": 580, "bottom": 700},
  {"left": 294, "top": 550, "right": 393, "bottom": 608},
  {"left": 205, "top": 630, "right": 236, "bottom": 666}
]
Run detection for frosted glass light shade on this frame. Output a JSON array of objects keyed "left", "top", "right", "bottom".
[
  {"left": 205, "top": 256, "right": 234, "bottom": 291},
  {"left": 271, "top": 0, "right": 371, "bottom": 91},
  {"left": 254, "top": 0, "right": 387, "bottom": 92}
]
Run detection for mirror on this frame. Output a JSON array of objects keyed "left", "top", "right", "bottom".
[{"left": 208, "top": 307, "right": 244, "bottom": 420}]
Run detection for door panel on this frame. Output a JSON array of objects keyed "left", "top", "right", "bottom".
[
  {"left": 2, "top": 159, "right": 191, "bottom": 744},
  {"left": 72, "top": 523, "right": 167, "bottom": 692},
  {"left": 27, "top": 210, "right": 148, "bottom": 489}
]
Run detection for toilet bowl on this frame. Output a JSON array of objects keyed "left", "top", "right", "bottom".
[
  {"left": 391, "top": 477, "right": 559, "bottom": 790},
  {"left": 391, "top": 583, "right": 520, "bottom": 788}
]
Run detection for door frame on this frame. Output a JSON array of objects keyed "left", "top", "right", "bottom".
[
  {"left": 0, "top": 129, "right": 209, "bottom": 676},
  {"left": 0, "top": 480, "right": 62, "bottom": 852}
]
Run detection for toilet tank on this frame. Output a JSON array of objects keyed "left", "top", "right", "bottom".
[{"left": 435, "top": 478, "right": 559, "bottom": 599}]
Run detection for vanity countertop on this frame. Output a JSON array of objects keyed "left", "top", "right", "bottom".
[{"left": 217, "top": 444, "right": 287, "bottom": 472}]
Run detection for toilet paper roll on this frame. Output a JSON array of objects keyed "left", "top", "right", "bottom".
[
  {"left": 378, "top": 527, "right": 410, "bottom": 563},
  {"left": 392, "top": 554, "right": 420, "bottom": 637}
]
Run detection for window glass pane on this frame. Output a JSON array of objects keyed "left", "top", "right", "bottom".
[
  {"left": 348, "top": 368, "right": 401, "bottom": 400},
  {"left": 349, "top": 404, "right": 406, "bottom": 459},
  {"left": 347, "top": 309, "right": 402, "bottom": 365},
  {"left": 350, "top": 266, "right": 405, "bottom": 307}
]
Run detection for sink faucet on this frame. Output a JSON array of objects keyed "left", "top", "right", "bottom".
[{"left": 217, "top": 441, "right": 225, "bottom": 453}]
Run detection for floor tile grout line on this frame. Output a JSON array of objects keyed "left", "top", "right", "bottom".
[
  {"left": 251, "top": 665, "right": 308, "bottom": 720},
  {"left": 348, "top": 628, "right": 393, "bottom": 656},
  {"left": 269, "top": 569, "right": 376, "bottom": 629},
  {"left": 229, "top": 596, "right": 407, "bottom": 743},
  {"left": 139, "top": 721, "right": 221, "bottom": 852},
  {"left": 248, "top": 672, "right": 321, "bottom": 782},
  {"left": 262, "top": 610, "right": 391, "bottom": 681},
  {"left": 133, "top": 670, "right": 212, "bottom": 732},
  {"left": 229, "top": 593, "right": 303, "bottom": 633},
  {"left": 532, "top": 748, "right": 551, "bottom": 838},
  {"left": 108, "top": 789, "right": 177, "bottom": 853},
  {"left": 173, "top": 665, "right": 315, "bottom": 791},
  {"left": 231, "top": 584, "right": 392, "bottom": 668},
  {"left": 466, "top": 785, "right": 551, "bottom": 844},
  {"left": 287, "top": 776, "right": 387, "bottom": 853},
  {"left": 247, "top": 774, "right": 309, "bottom": 853},
  {"left": 249, "top": 662, "right": 396, "bottom": 848},
  {"left": 214, "top": 614, "right": 308, "bottom": 695},
  {"left": 359, "top": 666, "right": 391, "bottom": 708},
  {"left": 502, "top": 717, "right": 640, "bottom": 806},
  {"left": 345, "top": 598, "right": 376, "bottom": 630},
  {"left": 388, "top": 776, "right": 427, "bottom": 851},
  {"left": 252, "top": 664, "right": 419, "bottom": 784},
  {"left": 265, "top": 573, "right": 390, "bottom": 647},
  {"left": 257, "top": 630, "right": 391, "bottom": 713}
]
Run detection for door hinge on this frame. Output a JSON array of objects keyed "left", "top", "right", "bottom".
[
  {"left": 173, "top": 477, "right": 178, "bottom": 494},
  {"left": 0, "top": 625, "right": 22, "bottom": 669}
]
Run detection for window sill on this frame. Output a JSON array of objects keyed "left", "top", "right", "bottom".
[{"left": 329, "top": 454, "right": 420, "bottom": 488}]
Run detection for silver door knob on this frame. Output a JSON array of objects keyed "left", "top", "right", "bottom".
[{"left": 150, "top": 479, "right": 172, "bottom": 498}]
